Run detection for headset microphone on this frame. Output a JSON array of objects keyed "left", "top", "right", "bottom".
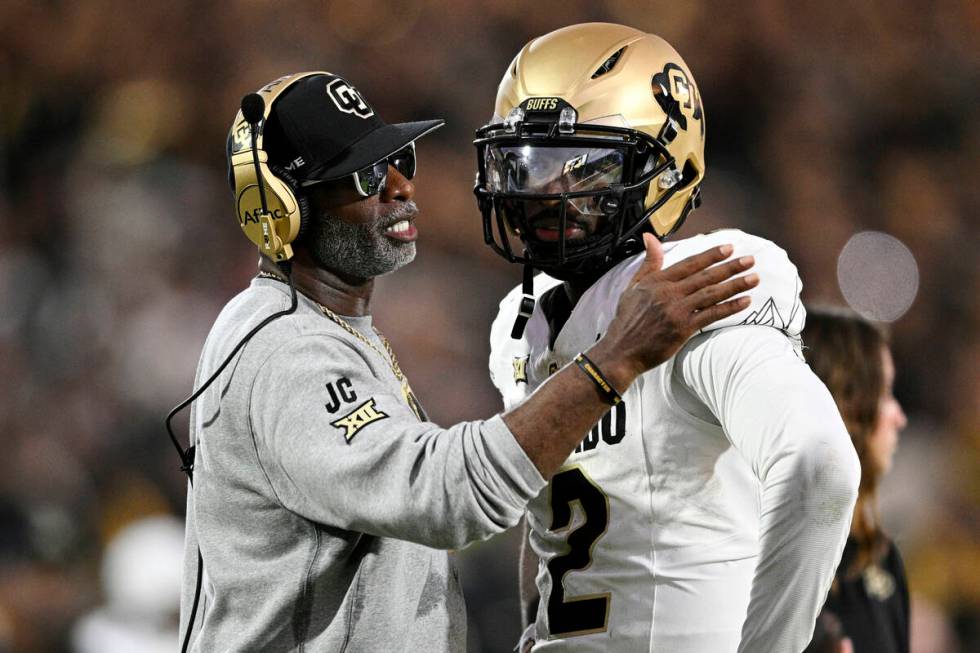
[
  {"left": 239, "top": 92, "right": 285, "bottom": 257},
  {"left": 241, "top": 93, "right": 272, "bottom": 220},
  {"left": 241, "top": 92, "right": 265, "bottom": 124},
  {"left": 229, "top": 72, "right": 323, "bottom": 262}
]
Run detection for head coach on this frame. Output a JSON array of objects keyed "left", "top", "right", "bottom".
[{"left": 172, "top": 71, "right": 758, "bottom": 651}]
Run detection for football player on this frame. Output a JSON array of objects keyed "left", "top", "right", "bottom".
[{"left": 475, "top": 24, "right": 861, "bottom": 652}]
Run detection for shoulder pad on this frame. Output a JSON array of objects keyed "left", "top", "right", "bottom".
[{"left": 665, "top": 229, "right": 805, "bottom": 338}]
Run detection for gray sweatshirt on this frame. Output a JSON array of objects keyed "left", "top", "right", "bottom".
[{"left": 179, "top": 277, "right": 546, "bottom": 652}]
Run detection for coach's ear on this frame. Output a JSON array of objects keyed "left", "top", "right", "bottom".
[{"left": 840, "top": 637, "right": 854, "bottom": 653}]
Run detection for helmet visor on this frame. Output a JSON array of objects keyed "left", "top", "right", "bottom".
[{"left": 484, "top": 144, "right": 625, "bottom": 215}]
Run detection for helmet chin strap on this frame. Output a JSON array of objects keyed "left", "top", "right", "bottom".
[{"left": 511, "top": 257, "right": 536, "bottom": 339}]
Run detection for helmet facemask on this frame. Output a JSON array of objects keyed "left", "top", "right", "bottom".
[
  {"left": 474, "top": 101, "right": 688, "bottom": 279},
  {"left": 474, "top": 25, "right": 706, "bottom": 338}
]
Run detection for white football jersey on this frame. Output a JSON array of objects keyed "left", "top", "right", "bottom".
[{"left": 489, "top": 229, "right": 834, "bottom": 652}]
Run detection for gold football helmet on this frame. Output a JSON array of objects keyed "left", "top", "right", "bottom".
[{"left": 474, "top": 23, "right": 706, "bottom": 278}]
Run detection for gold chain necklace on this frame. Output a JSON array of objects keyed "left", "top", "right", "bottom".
[
  {"left": 314, "top": 302, "right": 404, "bottom": 381},
  {"left": 255, "top": 270, "right": 426, "bottom": 421}
]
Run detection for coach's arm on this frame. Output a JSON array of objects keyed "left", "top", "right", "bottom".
[{"left": 249, "top": 237, "right": 756, "bottom": 550}]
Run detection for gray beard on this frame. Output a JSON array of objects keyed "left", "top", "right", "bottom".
[{"left": 307, "top": 202, "right": 417, "bottom": 283}]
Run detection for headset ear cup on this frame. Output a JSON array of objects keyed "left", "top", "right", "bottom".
[{"left": 269, "top": 165, "right": 311, "bottom": 241}]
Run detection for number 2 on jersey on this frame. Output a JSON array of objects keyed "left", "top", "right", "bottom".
[{"left": 546, "top": 467, "right": 610, "bottom": 637}]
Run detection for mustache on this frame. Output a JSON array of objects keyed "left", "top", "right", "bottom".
[{"left": 378, "top": 201, "right": 419, "bottom": 228}]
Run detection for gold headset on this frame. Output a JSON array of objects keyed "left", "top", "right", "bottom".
[{"left": 228, "top": 71, "right": 329, "bottom": 262}]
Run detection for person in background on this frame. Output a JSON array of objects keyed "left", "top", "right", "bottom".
[
  {"left": 72, "top": 516, "right": 184, "bottom": 653},
  {"left": 803, "top": 307, "right": 910, "bottom": 653}
]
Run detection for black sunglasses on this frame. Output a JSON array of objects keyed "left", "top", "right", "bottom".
[
  {"left": 352, "top": 142, "right": 417, "bottom": 197},
  {"left": 300, "top": 142, "right": 417, "bottom": 197}
]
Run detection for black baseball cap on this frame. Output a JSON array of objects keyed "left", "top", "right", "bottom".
[{"left": 262, "top": 73, "right": 444, "bottom": 184}]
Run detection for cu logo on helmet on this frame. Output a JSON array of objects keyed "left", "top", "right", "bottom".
[
  {"left": 326, "top": 78, "right": 374, "bottom": 119},
  {"left": 652, "top": 63, "right": 704, "bottom": 136}
]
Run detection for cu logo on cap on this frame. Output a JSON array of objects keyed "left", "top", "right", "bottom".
[{"left": 326, "top": 78, "right": 374, "bottom": 119}]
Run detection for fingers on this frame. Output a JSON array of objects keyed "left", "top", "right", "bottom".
[
  {"left": 660, "top": 243, "right": 734, "bottom": 282},
  {"left": 642, "top": 233, "right": 664, "bottom": 270},
  {"left": 690, "top": 295, "right": 753, "bottom": 331},
  {"left": 676, "top": 255, "right": 755, "bottom": 296},
  {"left": 686, "top": 272, "right": 760, "bottom": 311},
  {"left": 628, "top": 233, "right": 664, "bottom": 287}
]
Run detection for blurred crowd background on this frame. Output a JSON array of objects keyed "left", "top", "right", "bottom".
[{"left": 1, "top": 1, "right": 977, "bottom": 651}]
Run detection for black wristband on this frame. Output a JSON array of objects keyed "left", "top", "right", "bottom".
[{"left": 573, "top": 352, "right": 624, "bottom": 406}]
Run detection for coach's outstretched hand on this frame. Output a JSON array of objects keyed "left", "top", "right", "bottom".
[
  {"left": 504, "top": 234, "right": 757, "bottom": 478},
  {"left": 593, "top": 233, "right": 758, "bottom": 388}
]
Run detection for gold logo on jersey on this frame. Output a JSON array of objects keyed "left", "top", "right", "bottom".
[
  {"left": 513, "top": 356, "right": 529, "bottom": 384},
  {"left": 331, "top": 398, "right": 388, "bottom": 443},
  {"left": 548, "top": 361, "right": 559, "bottom": 376}
]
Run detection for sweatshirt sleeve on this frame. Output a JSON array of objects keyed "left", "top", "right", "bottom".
[
  {"left": 674, "top": 326, "right": 860, "bottom": 653},
  {"left": 248, "top": 333, "right": 546, "bottom": 550}
]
